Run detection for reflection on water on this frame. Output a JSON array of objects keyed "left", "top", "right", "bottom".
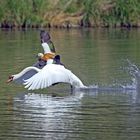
[
  {"left": 3, "top": 90, "right": 140, "bottom": 140},
  {"left": 0, "top": 29, "right": 140, "bottom": 139},
  {"left": 12, "top": 92, "right": 83, "bottom": 140}
]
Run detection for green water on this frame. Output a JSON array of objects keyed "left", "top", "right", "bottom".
[{"left": 0, "top": 28, "right": 140, "bottom": 140}]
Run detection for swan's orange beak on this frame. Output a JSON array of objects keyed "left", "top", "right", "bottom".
[{"left": 6, "top": 76, "right": 13, "bottom": 83}]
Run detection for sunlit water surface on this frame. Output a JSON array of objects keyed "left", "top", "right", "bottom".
[{"left": 0, "top": 29, "right": 140, "bottom": 140}]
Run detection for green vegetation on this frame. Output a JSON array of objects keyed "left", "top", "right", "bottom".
[{"left": 0, "top": 0, "right": 140, "bottom": 28}]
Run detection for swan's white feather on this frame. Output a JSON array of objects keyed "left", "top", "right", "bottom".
[{"left": 23, "top": 64, "right": 84, "bottom": 90}]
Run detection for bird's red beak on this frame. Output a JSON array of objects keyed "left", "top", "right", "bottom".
[{"left": 6, "top": 76, "right": 13, "bottom": 83}]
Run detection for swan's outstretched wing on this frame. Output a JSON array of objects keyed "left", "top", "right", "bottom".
[{"left": 24, "top": 64, "right": 84, "bottom": 90}]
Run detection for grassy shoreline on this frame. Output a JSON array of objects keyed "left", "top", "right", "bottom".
[{"left": 0, "top": 0, "right": 140, "bottom": 29}]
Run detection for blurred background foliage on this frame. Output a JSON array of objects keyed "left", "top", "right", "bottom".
[{"left": 0, "top": 0, "right": 140, "bottom": 28}]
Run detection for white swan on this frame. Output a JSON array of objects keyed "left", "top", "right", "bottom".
[{"left": 7, "top": 64, "right": 84, "bottom": 90}]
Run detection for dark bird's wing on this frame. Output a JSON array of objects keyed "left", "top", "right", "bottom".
[{"left": 40, "top": 30, "right": 50, "bottom": 43}]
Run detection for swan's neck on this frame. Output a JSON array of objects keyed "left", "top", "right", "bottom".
[{"left": 13, "top": 67, "right": 40, "bottom": 80}]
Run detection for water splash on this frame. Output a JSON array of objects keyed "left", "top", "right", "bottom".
[
  {"left": 76, "top": 59, "right": 140, "bottom": 93},
  {"left": 124, "top": 59, "right": 140, "bottom": 91}
]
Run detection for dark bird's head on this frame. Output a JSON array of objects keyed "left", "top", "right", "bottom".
[
  {"left": 54, "top": 55, "right": 60, "bottom": 60},
  {"left": 54, "top": 55, "right": 64, "bottom": 66},
  {"left": 54, "top": 55, "right": 61, "bottom": 62}
]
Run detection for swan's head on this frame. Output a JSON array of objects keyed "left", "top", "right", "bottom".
[{"left": 7, "top": 75, "right": 15, "bottom": 83}]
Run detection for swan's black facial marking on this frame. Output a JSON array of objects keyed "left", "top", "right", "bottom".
[{"left": 7, "top": 75, "right": 14, "bottom": 83}]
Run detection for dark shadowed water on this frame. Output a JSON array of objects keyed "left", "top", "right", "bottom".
[{"left": 0, "top": 28, "right": 140, "bottom": 140}]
